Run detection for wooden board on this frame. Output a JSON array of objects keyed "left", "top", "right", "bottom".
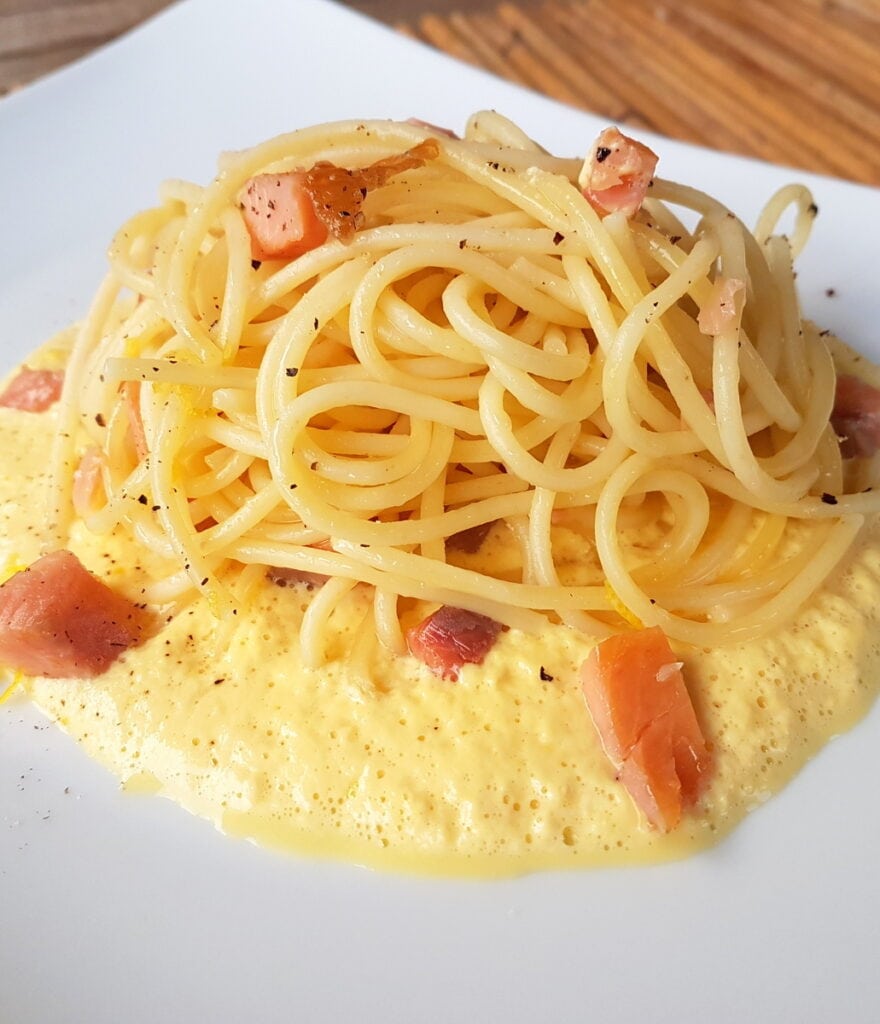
[{"left": 366, "top": 0, "right": 880, "bottom": 184}]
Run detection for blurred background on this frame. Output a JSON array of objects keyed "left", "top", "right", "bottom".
[{"left": 1, "top": 0, "right": 878, "bottom": 183}]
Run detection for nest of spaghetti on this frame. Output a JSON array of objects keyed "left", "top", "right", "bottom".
[{"left": 48, "top": 111, "right": 880, "bottom": 665}]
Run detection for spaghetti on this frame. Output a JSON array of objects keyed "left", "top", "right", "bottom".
[{"left": 48, "top": 111, "right": 880, "bottom": 660}]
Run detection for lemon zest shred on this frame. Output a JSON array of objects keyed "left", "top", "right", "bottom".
[
  {"left": 0, "top": 554, "right": 27, "bottom": 585},
  {"left": 603, "top": 580, "right": 643, "bottom": 629},
  {"left": 0, "top": 671, "right": 25, "bottom": 706},
  {"left": 122, "top": 333, "right": 150, "bottom": 359}
]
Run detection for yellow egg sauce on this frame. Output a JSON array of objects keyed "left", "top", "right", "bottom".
[{"left": 3, "top": 404, "right": 880, "bottom": 878}]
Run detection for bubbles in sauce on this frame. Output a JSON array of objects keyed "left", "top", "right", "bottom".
[{"left": 4, "top": 409, "right": 880, "bottom": 877}]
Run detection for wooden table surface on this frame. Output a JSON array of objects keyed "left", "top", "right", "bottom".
[{"left": 2, "top": 0, "right": 879, "bottom": 185}]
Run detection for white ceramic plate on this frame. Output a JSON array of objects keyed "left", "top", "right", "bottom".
[{"left": 1, "top": 3, "right": 878, "bottom": 1021}]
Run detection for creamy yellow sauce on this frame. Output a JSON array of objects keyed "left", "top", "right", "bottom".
[{"left": 3, "top": 406, "right": 880, "bottom": 877}]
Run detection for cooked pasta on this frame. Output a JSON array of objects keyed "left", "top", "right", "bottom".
[{"left": 47, "top": 111, "right": 880, "bottom": 659}]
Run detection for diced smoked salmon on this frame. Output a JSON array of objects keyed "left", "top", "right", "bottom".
[
  {"left": 407, "top": 605, "right": 502, "bottom": 680},
  {"left": 0, "top": 550, "right": 148, "bottom": 678},
  {"left": 697, "top": 277, "right": 746, "bottom": 335},
  {"left": 241, "top": 140, "right": 439, "bottom": 260},
  {"left": 242, "top": 172, "right": 330, "bottom": 261},
  {"left": 580, "top": 626, "right": 711, "bottom": 831},
  {"left": 578, "top": 127, "right": 658, "bottom": 218},
  {"left": 831, "top": 373, "right": 880, "bottom": 458},
  {"left": 72, "top": 445, "right": 106, "bottom": 517},
  {"left": 0, "top": 367, "right": 64, "bottom": 412},
  {"left": 446, "top": 520, "right": 494, "bottom": 554},
  {"left": 121, "top": 381, "right": 148, "bottom": 459},
  {"left": 305, "top": 140, "right": 439, "bottom": 243}
]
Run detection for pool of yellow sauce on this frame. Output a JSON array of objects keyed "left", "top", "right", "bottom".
[{"left": 3, "top": 408, "right": 880, "bottom": 878}]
